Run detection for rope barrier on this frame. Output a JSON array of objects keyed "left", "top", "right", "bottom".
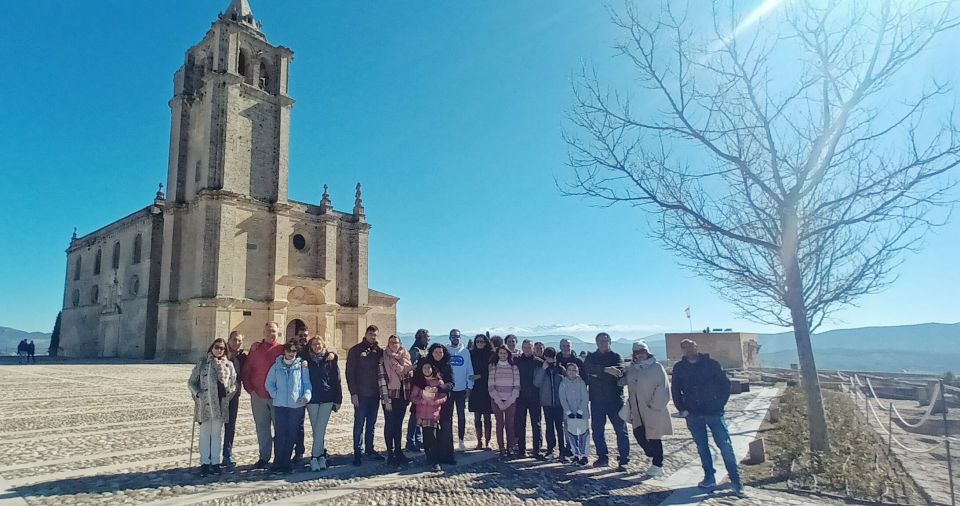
[
  {"left": 863, "top": 376, "right": 942, "bottom": 428},
  {"left": 864, "top": 394, "right": 946, "bottom": 453}
]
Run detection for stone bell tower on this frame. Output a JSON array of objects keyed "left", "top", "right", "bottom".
[{"left": 166, "top": 0, "right": 294, "bottom": 205}]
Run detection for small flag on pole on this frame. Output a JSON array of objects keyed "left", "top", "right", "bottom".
[{"left": 684, "top": 306, "right": 691, "bottom": 319}]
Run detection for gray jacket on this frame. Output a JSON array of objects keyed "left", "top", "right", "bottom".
[
  {"left": 533, "top": 364, "right": 564, "bottom": 408},
  {"left": 558, "top": 376, "right": 589, "bottom": 416}
]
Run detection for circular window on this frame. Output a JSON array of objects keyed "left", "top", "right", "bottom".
[
  {"left": 91, "top": 285, "right": 100, "bottom": 304},
  {"left": 292, "top": 234, "right": 306, "bottom": 251},
  {"left": 130, "top": 275, "right": 140, "bottom": 296},
  {"left": 71, "top": 289, "right": 80, "bottom": 307}
]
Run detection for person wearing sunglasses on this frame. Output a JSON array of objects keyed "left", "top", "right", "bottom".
[{"left": 188, "top": 337, "right": 238, "bottom": 477}]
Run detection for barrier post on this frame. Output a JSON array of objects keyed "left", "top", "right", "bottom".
[
  {"left": 888, "top": 402, "right": 894, "bottom": 455},
  {"left": 940, "top": 380, "right": 955, "bottom": 506}
]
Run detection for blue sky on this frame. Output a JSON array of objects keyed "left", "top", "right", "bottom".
[{"left": 0, "top": 1, "right": 957, "bottom": 337}]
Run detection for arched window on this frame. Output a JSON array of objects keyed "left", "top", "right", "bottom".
[
  {"left": 91, "top": 285, "right": 100, "bottom": 304},
  {"left": 94, "top": 249, "right": 102, "bottom": 275},
  {"left": 238, "top": 48, "right": 253, "bottom": 84},
  {"left": 74, "top": 255, "right": 82, "bottom": 281},
  {"left": 259, "top": 61, "right": 271, "bottom": 91},
  {"left": 112, "top": 242, "right": 120, "bottom": 270},
  {"left": 132, "top": 234, "right": 142, "bottom": 264}
]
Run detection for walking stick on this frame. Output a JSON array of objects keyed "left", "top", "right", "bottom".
[{"left": 189, "top": 404, "right": 197, "bottom": 467}]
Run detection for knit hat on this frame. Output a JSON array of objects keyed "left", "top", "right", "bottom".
[{"left": 632, "top": 341, "right": 649, "bottom": 353}]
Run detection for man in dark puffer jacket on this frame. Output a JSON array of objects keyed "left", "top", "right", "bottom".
[{"left": 671, "top": 339, "right": 744, "bottom": 497}]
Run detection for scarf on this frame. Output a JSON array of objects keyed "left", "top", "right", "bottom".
[
  {"left": 632, "top": 355, "right": 657, "bottom": 369},
  {"left": 209, "top": 353, "right": 232, "bottom": 386},
  {"left": 384, "top": 345, "right": 412, "bottom": 391}
]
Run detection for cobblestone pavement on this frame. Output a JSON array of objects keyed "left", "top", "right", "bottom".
[{"left": 0, "top": 362, "right": 857, "bottom": 505}]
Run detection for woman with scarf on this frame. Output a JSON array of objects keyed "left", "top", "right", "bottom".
[
  {"left": 468, "top": 334, "right": 493, "bottom": 450},
  {"left": 188, "top": 337, "right": 238, "bottom": 477},
  {"left": 619, "top": 341, "right": 672, "bottom": 477},
  {"left": 379, "top": 334, "right": 414, "bottom": 466},
  {"left": 422, "top": 343, "right": 456, "bottom": 465},
  {"left": 303, "top": 336, "right": 341, "bottom": 471}
]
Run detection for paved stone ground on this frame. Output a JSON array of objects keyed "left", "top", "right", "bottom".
[{"left": 0, "top": 361, "right": 856, "bottom": 505}]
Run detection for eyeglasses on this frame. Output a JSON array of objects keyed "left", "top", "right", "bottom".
[{"left": 213, "top": 345, "right": 226, "bottom": 351}]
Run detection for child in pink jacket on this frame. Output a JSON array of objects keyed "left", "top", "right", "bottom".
[{"left": 410, "top": 362, "right": 449, "bottom": 471}]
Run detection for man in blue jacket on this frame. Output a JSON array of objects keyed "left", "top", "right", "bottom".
[
  {"left": 446, "top": 329, "right": 474, "bottom": 452},
  {"left": 671, "top": 339, "right": 745, "bottom": 498}
]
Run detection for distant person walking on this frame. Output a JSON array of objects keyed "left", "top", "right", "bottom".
[
  {"left": 188, "top": 338, "right": 238, "bottom": 477},
  {"left": 514, "top": 340, "right": 543, "bottom": 458},
  {"left": 221, "top": 331, "right": 247, "bottom": 468},
  {"left": 410, "top": 361, "right": 449, "bottom": 472},
  {"left": 672, "top": 338, "right": 745, "bottom": 497},
  {"left": 534, "top": 347, "right": 568, "bottom": 460},
  {"left": 27, "top": 340, "right": 36, "bottom": 363},
  {"left": 488, "top": 345, "right": 520, "bottom": 458},
  {"left": 17, "top": 339, "right": 28, "bottom": 364},
  {"left": 265, "top": 341, "right": 312, "bottom": 474},
  {"left": 469, "top": 334, "right": 494, "bottom": 450},
  {"left": 379, "top": 335, "right": 413, "bottom": 466},
  {"left": 559, "top": 362, "right": 590, "bottom": 465},
  {"left": 583, "top": 332, "right": 630, "bottom": 471},
  {"left": 346, "top": 325, "right": 385, "bottom": 465},
  {"left": 446, "top": 329, "right": 474, "bottom": 452},
  {"left": 620, "top": 341, "right": 671, "bottom": 477},
  {"left": 303, "top": 335, "right": 341, "bottom": 471},
  {"left": 244, "top": 322, "right": 284, "bottom": 469},
  {"left": 406, "top": 329, "right": 431, "bottom": 453}
]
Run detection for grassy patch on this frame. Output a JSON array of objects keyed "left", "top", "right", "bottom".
[{"left": 744, "top": 387, "right": 925, "bottom": 504}]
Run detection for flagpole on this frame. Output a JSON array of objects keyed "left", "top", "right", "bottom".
[{"left": 685, "top": 306, "right": 692, "bottom": 333}]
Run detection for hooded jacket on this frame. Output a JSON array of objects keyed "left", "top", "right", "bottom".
[
  {"left": 670, "top": 353, "right": 730, "bottom": 416},
  {"left": 266, "top": 355, "right": 313, "bottom": 409},
  {"left": 410, "top": 376, "right": 448, "bottom": 424},
  {"left": 558, "top": 375, "right": 589, "bottom": 418}
]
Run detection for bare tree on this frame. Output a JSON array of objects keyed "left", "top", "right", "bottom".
[{"left": 564, "top": 0, "right": 960, "bottom": 452}]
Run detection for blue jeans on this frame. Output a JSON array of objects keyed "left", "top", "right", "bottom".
[
  {"left": 685, "top": 413, "right": 741, "bottom": 486},
  {"left": 407, "top": 403, "right": 422, "bottom": 447},
  {"left": 591, "top": 399, "right": 630, "bottom": 463},
  {"left": 273, "top": 406, "right": 305, "bottom": 471},
  {"left": 353, "top": 395, "right": 380, "bottom": 454}
]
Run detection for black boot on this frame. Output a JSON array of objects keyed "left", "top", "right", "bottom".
[{"left": 352, "top": 450, "right": 362, "bottom": 467}]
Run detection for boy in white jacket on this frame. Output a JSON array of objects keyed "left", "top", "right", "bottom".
[{"left": 446, "top": 329, "right": 475, "bottom": 451}]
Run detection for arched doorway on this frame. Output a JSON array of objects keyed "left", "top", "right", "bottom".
[{"left": 285, "top": 319, "right": 306, "bottom": 341}]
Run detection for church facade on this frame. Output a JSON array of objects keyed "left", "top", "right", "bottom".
[{"left": 60, "top": 0, "right": 398, "bottom": 360}]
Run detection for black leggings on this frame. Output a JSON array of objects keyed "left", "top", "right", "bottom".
[
  {"left": 383, "top": 398, "right": 408, "bottom": 455},
  {"left": 633, "top": 425, "right": 664, "bottom": 467}
]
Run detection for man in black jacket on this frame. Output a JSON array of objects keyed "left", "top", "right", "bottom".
[
  {"left": 514, "top": 340, "right": 543, "bottom": 458},
  {"left": 346, "top": 325, "right": 385, "bottom": 465},
  {"left": 583, "top": 332, "right": 630, "bottom": 470},
  {"left": 671, "top": 339, "right": 745, "bottom": 497}
]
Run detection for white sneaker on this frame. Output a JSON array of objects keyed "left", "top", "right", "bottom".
[
  {"left": 645, "top": 465, "right": 663, "bottom": 477},
  {"left": 309, "top": 457, "right": 320, "bottom": 472},
  {"left": 458, "top": 440, "right": 467, "bottom": 452},
  {"left": 317, "top": 456, "right": 327, "bottom": 470}
]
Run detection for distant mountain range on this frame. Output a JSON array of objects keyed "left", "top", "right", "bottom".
[
  {"left": 0, "top": 327, "right": 52, "bottom": 356},
  {"left": 402, "top": 322, "right": 960, "bottom": 374}
]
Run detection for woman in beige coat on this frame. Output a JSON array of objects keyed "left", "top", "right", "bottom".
[{"left": 620, "top": 341, "right": 672, "bottom": 477}]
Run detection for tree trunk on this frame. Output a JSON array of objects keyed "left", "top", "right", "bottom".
[
  {"left": 788, "top": 298, "right": 831, "bottom": 452},
  {"left": 781, "top": 208, "right": 831, "bottom": 453}
]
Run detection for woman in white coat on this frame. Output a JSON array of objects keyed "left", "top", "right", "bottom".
[{"left": 620, "top": 341, "right": 672, "bottom": 477}]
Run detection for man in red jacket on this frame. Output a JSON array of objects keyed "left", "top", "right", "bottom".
[{"left": 244, "top": 322, "right": 284, "bottom": 469}]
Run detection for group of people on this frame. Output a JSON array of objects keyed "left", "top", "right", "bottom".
[
  {"left": 187, "top": 323, "right": 746, "bottom": 497},
  {"left": 16, "top": 339, "right": 37, "bottom": 363}
]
